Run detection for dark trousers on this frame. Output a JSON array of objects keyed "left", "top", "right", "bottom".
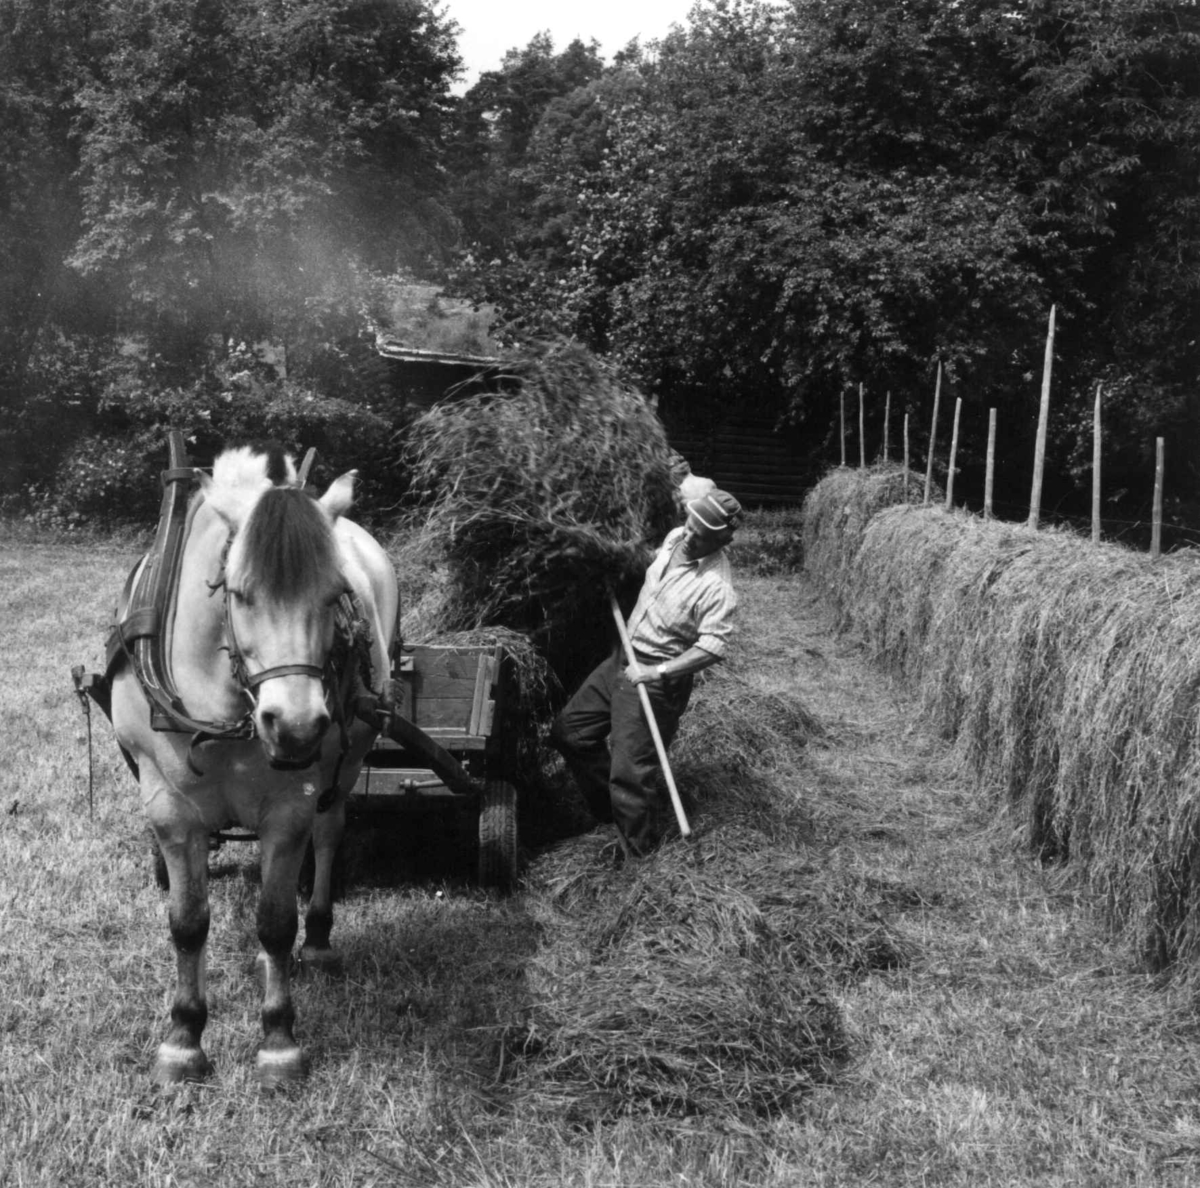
[{"left": 549, "top": 651, "right": 693, "bottom": 855}]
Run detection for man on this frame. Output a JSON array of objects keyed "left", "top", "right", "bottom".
[{"left": 550, "top": 489, "right": 742, "bottom": 858}]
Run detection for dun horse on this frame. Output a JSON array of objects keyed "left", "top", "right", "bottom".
[{"left": 110, "top": 444, "right": 398, "bottom": 1086}]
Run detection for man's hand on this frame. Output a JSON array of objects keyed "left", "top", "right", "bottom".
[{"left": 624, "top": 660, "right": 661, "bottom": 687}]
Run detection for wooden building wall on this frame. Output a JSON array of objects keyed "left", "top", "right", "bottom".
[{"left": 666, "top": 415, "right": 814, "bottom": 506}]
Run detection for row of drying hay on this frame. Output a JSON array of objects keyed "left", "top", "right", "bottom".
[
  {"left": 802, "top": 466, "right": 1200, "bottom": 979},
  {"left": 800, "top": 463, "right": 928, "bottom": 623}
]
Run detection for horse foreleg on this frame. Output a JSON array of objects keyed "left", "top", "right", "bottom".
[
  {"left": 254, "top": 831, "right": 308, "bottom": 1087},
  {"left": 301, "top": 796, "right": 345, "bottom": 974},
  {"left": 149, "top": 815, "right": 213, "bottom": 1085}
]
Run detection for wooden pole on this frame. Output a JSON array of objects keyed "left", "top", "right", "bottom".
[
  {"left": 858, "top": 383, "right": 866, "bottom": 469},
  {"left": 840, "top": 389, "right": 846, "bottom": 466},
  {"left": 883, "top": 390, "right": 891, "bottom": 461},
  {"left": 903, "top": 413, "right": 910, "bottom": 493},
  {"left": 1028, "top": 304, "right": 1056, "bottom": 529},
  {"left": 945, "top": 397, "right": 962, "bottom": 511},
  {"left": 984, "top": 408, "right": 996, "bottom": 520},
  {"left": 1151, "top": 437, "right": 1164, "bottom": 560},
  {"left": 924, "top": 361, "right": 942, "bottom": 505},
  {"left": 609, "top": 596, "right": 691, "bottom": 838},
  {"left": 1092, "top": 383, "right": 1103, "bottom": 544}
]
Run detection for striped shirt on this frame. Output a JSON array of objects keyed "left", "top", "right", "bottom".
[{"left": 626, "top": 527, "right": 737, "bottom": 662}]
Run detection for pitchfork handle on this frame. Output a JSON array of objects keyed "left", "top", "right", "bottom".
[{"left": 608, "top": 595, "right": 692, "bottom": 839}]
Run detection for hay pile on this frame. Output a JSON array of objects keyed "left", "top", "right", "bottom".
[
  {"left": 507, "top": 824, "right": 879, "bottom": 1123},
  {"left": 802, "top": 466, "right": 1200, "bottom": 981},
  {"left": 400, "top": 340, "right": 678, "bottom": 689},
  {"left": 671, "top": 663, "right": 825, "bottom": 836}
]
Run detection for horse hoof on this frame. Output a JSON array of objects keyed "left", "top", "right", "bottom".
[
  {"left": 299, "top": 945, "right": 343, "bottom": 977},
  {"left": 255, "top": 1046, "right": 305, "bottom": 1089},
  {"left": 152, "top": 1043, "right": 212, "bottom": 1085}
]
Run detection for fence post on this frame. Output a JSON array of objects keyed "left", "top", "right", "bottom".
[
  {"left": 945, "top": 398, "right": 962, "bottom": 510},
  {"left": 840, "top": 390, "right": 846, "bottom": 467},
  {"left": 1152, "top": 437, "right": 1164, "bottom": 559},
  {"left": 883, "top": 391, "right": 891, "bottom": 461},
  {"left": 924, "top": 360, "right": 942, "bottom": 505},
  {"left": 903, "top": 413, "right": 910, "bottom": 496},
  {"left": 984, "top": 408, "right": 996, "bottom": 520},
  {"left": 1028, "top": 305, "right": 1056, "bottom": 529},
  {"left": 1092, "top": 383, "right": 1103, "bottom": 544},
  {"left": 859, "top": 383, "right": 866, "bottom": 469}
]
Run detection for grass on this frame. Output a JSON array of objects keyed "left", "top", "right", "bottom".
[{"left": 5, "top": 518, "right": 1200, "bottom": 1185}]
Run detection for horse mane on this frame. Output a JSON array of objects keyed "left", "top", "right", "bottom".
[{"left": 212, "top": 446, "right": 342, "bottom": 604}]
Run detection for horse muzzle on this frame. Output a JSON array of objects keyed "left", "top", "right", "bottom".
[
  {"left": 257, "top": 708, "right": 330, "bottom": 765},
  {"left": 249, "top": 665, "right": 332, "bottom": 768}
]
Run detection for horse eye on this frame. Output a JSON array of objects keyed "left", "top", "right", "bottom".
[{"left": 230, "top": 588, "right": 254, "bottom": 609}]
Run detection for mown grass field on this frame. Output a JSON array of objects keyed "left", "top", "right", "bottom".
[{"left": 4, "top": 521, "right": 1200, "bottom": 1186}]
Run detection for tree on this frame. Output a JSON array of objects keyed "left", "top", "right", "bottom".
[
  {"left": 448, "top": 33, "right": 605, "bottom": 260},
  {"left": 0, "top": 0, "right": 463, "bottom": 504},
  {"left": 68, "top": 0, "right": 462, "bottom": 362},
  {"left": 0, "top": 0, "right": 95, "bottom": 400},
  {"left": 1002, "top": 0, "right": 1200, "bottom": 512},
  {"left": 455, "top": 0, "right": 1200, "bottom": 524},
  {"left": 467, "top": 1, "right": 1049, "bottom": 426}
]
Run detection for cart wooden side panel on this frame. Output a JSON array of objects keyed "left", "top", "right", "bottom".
[{"left": 350, "top": 641, "right": 520, "bottom": 888}]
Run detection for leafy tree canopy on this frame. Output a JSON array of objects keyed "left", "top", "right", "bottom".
[
  {"left": 67, "top": 0, "right": 462, "bottom": 360},
  {"left": 452, "top": 0, "right": 1200, "bottom": 515}
]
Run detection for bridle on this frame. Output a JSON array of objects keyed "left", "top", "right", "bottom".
[
  {"left": 217, "top": 445, "right": 340, "bottom": 708},
  {"left": 196, "top": 534, "right": 374, "bottom": 791},
  {"left": 222, "top": 584, "right": 340, "bottom": 703}
]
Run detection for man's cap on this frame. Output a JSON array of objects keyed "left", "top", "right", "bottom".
[
  {"left": 679, "top": 473, "right": 716, "bottom": 503},
  {"left": 687, "top": 489, "right": 743, "bottom": 533}
]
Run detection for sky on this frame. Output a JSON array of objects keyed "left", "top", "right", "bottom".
[{"left": 444, "top": 0, "right": 697, "bottom": 90}]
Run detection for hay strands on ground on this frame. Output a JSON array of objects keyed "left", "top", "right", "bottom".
[{"left": 506, "top": 823, "right": 890, "bottom": 1125}]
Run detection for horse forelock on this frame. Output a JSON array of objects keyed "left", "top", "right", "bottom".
[{"left": 230, "top": 487, "right": 343, "bottom": 604}]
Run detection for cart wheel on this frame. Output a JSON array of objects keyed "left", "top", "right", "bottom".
[{"left": 478, "top": 780, "right": 519, "bottom": 891}]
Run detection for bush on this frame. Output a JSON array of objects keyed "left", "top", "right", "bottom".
[{"left": 6, "top": 331, "right": 412, "bottom": 527}]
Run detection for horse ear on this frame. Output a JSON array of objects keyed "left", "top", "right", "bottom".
[{"left": 320, "top": 470, "right": 358, "bottom": 519}]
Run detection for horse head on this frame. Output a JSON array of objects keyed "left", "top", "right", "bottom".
[{"left": 198, "top": 452, "right": 359, "bottom": 767}]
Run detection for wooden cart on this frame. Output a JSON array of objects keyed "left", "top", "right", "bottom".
[{"left": 353, "top": 641, "right": 521, "bottom": 889}]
